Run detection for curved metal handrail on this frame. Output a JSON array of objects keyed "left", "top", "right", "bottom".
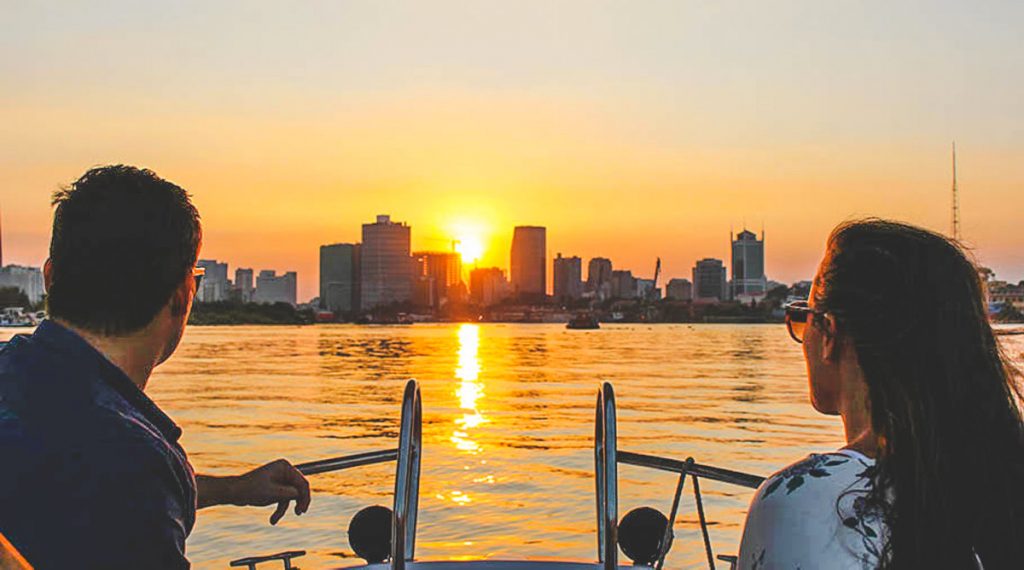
[
  {"left": 596, "top": 382, "right": 765, "bottom": 570},
  {"left": 594, "top": 382, "right": 617, "bottom": 570},
  {"left": 392, "top": 379, "right": 423, "bottom": 569}
]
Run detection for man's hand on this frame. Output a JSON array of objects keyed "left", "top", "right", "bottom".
[{"left": 196, "top": 459, "right": 312, "bottom": 525}]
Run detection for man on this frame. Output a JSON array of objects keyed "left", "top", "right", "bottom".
[{"left": 0, "top": 165, "right": 312, "bottom": 568}]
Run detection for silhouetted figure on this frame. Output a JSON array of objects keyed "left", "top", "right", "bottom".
[{"left": 0, "top": 166, "right": 312, "bottom": 569}]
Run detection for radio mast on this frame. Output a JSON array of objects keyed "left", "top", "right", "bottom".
[{"left": 951, "top": 142, "right": 961, "bottom": 241}]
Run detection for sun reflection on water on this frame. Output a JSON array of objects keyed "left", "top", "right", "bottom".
[
  {"left": 451, "top": 324, "right": 488, "bottom": 456},
  {"left": 443, "top": 324, "right": 493, "bottom": 509}
]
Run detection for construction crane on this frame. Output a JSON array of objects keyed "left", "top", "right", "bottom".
[{"left": 646, "top": 257, "right": 661, "bottom": 303}]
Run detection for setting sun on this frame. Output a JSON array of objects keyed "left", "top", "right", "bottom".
[
  {"left": 451, "top": 221, "right": 489, "bottom": 265},
  {"left": 455, "top": 236, "right": 485, "bottom": 265}
]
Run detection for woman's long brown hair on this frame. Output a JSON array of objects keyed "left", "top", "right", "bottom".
[{"left": 815, "top": 219, "right": 1024, "bottom": 568}]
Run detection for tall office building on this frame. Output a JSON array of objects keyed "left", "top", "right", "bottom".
[
  {"left": 360, "top": 215, "right": 413, "bottom": 310},
  {"left": 587, "top": 257, "right": 613, "bottom": 300},
  {"left": 611, "top": 270, "right": 636, "bottom": 299},
  {"left": 0, "top": 265, "right": 44, "bottom": 304},
  {"left": 196, "top": 259, "right": 229, "bottom": 302},
  {"left": 254, "top": 270, "right": 297, "bottom": 306},
  {"left": 553, "top": 253, "right": 583, "bottom": 302},
  {"left": 666, "top": 278, "right": 693, "bottom": 301},
  {"left": 587, "top": 258, "right": 612, "bottom": 289},
  {"left": 235, "top": 268, "right": 254, "bottom": 303},
  {"left": 413, "top": 251, "right": 462, "bottom": 308},
  {"left": 692, "top": 258, "right": 727, "bottom": 303},
  {"left": 470, "top": 267, "right": 509, "bottom": 307},
  {"left": 320, "top": 243, "right": 361, "bottom": 314},
  {"left": 731, "top": 229, "right": 767, "bottom": 299},
  {"left": 510, "top": 226, "right": 546, "bottom": 298}
]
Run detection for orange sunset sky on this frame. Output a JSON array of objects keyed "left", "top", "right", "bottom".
[{"left": 2, "top": 1, "right": 1022, "bottom": 302}]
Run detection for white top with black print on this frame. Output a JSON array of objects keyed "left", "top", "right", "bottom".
[{"left": 736, "top": 449, "right": 884, "bottom": 570}]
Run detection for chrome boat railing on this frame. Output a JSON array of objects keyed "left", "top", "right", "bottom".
[
  {"left": 231, "top": 379, "right": 422, "bottom": 570},
  {"left": 234, "top": 380, "right": 764, "bottom": 570},
  {"left": 595, "top": 382, "right": 765, "bottom": 570},
  {"left": 594, "top": 382, "right": 618, "bottom": 569}
]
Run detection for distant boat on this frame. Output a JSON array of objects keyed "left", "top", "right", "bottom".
[{"left": 566, "top": 313, "right": 600, "bottom": 330}]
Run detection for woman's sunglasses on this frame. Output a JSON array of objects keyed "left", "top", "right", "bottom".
[{"left": 784, "top": 300, "right": 827, "bottom": 343}]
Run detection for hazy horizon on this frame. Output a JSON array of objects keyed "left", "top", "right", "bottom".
[{"left": 2, "top": 1, "right": 1022, "bottom": 301}]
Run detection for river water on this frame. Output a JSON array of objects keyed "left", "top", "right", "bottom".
[{"left": 4, "top": 323, "right": 1023, "bottom": 569}]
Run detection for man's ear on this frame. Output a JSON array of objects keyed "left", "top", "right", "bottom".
[
  {"left": 169, "top": 276, "right": 192, "bottom": 317},
  {"left": 822, "top": 314, "right": 841, "bottom": 362},
  {"left": 43, "top": 258, "right": 53, "bottom": 291}
]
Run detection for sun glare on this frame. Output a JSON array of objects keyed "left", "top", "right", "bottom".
[
  {"left": 451, "top": 220, "right": 488, "bottom": 265},
  {"left": 455, "top": 236, "right": 485, "bottom": 264}
]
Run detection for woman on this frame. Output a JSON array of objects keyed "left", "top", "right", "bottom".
[{"left": 737, "top": 219, "right": 1024, "bottom": 569}]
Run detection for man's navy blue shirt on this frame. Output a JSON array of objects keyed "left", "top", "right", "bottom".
[{"left": 0, "top": 320, "right": 196, "bottom": 569}]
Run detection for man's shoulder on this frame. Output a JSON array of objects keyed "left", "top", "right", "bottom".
[{"left": 0, "top": 334, "right": 173, "bottom": 466}]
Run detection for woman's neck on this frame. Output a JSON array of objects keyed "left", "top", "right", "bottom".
[{"left": 840, "top": 366, "right": 878, "bottom": 458}]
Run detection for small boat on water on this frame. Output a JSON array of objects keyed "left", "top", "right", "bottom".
[
  {"left": 231, "top": 381, "right": 762, "bottom": 570},
  {"left": 566, "top": 313, "right": 600, "bottom": 330}
]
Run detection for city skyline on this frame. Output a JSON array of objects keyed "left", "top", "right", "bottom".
[{"left": 2, "top": 2, "right": 1023, "bottom": 301}]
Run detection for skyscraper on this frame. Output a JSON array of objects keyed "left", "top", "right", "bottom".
[
  {"left": 553, "top": 253, "right": 583, "bottom": 302},
  {"left": 196, "top": 259, "right": 229, "bottom": 302},
  {"left": 0, "top": 265, "right": 43, "bottom": 304},
  {"left": 360, "top": 215, "right": 412, "bottom": 310},
  {"left": 587, "top": 257, "right": 613, "bottom": 300},
  {"left": 320, "top": 243, "right": 361, "bottom": 314},
  {"left": 470, "top": 267, "right": 509, "bottom": 307},
  {"left": 235, "top": 268, "right": 254, "bottom": 302},
  {"left": 254, "top": 270, "right": 297, "bottom": 306},
  {"left": 413, "top": 251, "right": 462, "bottom": 308},
  {"left": 611, "top": 270, "right": 636, "bottom": 299},
  {"left": 510, "top": 226, "right": 546, "bottom": 298},
  {"left": 693, "top": 258, "right": 727, "bottom": 303},
  {"left": 731, "top": 228, "right": 766, "bottom": 299}
]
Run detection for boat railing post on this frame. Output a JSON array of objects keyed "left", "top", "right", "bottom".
[
  {"left": 594, "top": 382, "right": 618, "bottom": 570},
  {"left": 595, "top": 389, "right": 605, "bottom": 563},
  {"left": 391, "top": 379, "right": 422, "bottom": 570}
]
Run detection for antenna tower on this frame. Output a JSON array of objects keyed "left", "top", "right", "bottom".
[{"left": 951, "top": 142, "right": 961, "bottom": 241}]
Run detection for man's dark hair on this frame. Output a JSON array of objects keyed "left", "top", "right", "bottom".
[{"left": 47, "top": 165, "right": 201, "bottom": 335}]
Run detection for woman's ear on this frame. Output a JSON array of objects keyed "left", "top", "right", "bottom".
[{"left": 822, "top": 314, "right": 841, "bottom": 362}]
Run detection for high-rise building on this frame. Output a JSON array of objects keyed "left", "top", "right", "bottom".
[
  {"left": 196, "top": 259, "right": 229, "bottom": 302},
  {"left": 0, "top": 265, "right": 44, "bottom": 304},
  {"left": 587, "top": 257, "right": 613, "bottom": 285},
  {"left": 320, "top": 243, "right": 361, "bottom": 314},
  {"left": 731, "top": 229, "right": 767, "bottom": 300},
  {"left": 666, "top": 278, "right": 693, "bottom": 301},
  {"left": 254, "top": 270, "right": 297, "bottom": 306},
  {"left": 587, "top": 257, "right": 613, "bottom": 300},
  {"left": 413, "top": 251, "right": 462, "bottom": 308},
  {"left": 693, "top": 258, "right": 727, "bottom": 303},
  {"left": 235, "top": 268, "right": 254, "bottom": 303},
  {"left": 510, "top": 226, "right": 546, "bottom": 298},
  {"left": 552, "top": 253, "right": 583, "bottom": 302},
  {"left": 611, "top": 270, "right": 636, "bottom": 299},
  {"left": 470, "top": 267, "right": 509, "bottom": 307},
  {"left": 360, "top": 215, "right": 412, "bottom": 310}
]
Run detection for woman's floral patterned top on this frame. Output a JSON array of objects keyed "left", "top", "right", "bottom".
[{"left": 737, "top": 449, "right": 884, "bottom": 569}]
